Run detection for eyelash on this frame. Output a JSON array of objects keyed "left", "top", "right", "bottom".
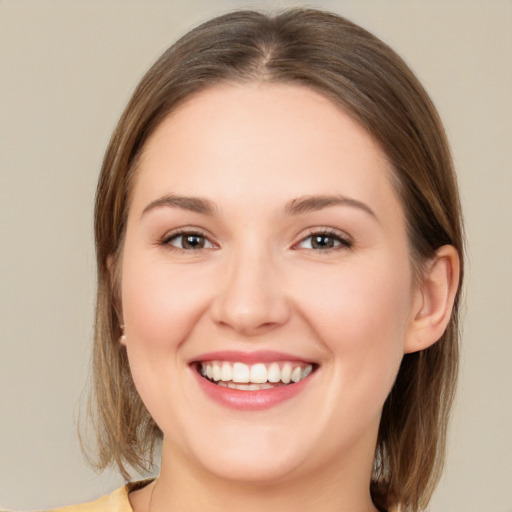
[
  {"left": 159, "top": 228, "right": 353, "bottom": 252},
  {"left": 160, "top": 229, "right": 215, "bottom": 251},
  {"left": 295, "top": 228, "right": 353, "bottom": 252}
]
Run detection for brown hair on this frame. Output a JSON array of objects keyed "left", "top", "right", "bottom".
[{"left": 90, "top": 8, "right": 464, "bottom": 511}]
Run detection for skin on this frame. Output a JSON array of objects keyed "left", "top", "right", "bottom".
[{"left": 119, "top": 83, "right": 459, "bottom": 512}]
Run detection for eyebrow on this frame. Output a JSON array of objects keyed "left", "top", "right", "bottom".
[
  {"left": 284, "top": 194, "right": 377, "bottom": 219},
  {"left": 141, "top": 194, "right": 217, "bottom": 217},
  {"left": 141, "top": 193, "right": 376, "bottom": 220}
]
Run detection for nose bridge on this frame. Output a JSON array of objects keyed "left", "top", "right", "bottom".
[{"left": 212, "top": 239, "right": 289, "bottom": 334}]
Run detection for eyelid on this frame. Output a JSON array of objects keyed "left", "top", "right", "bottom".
[
  {"left": 292, "top": 227, "right": 353, "bottom": 250},
  {"left": 157, "top": 226, "right": 352, "bottom": 252},
  {"left": 159, "top": 227, "right": 218, "bottom": 249}
]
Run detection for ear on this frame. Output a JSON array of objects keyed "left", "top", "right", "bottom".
[{"left": 404, "top": 245, "right": 460, "bottom": 354}]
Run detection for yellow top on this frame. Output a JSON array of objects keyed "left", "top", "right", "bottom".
[
  {"left": 48, "top": 480, "right": 394, "bottom": 511},
  {"left": 50, "top": 480, "right": 153, "bottom": 512}
]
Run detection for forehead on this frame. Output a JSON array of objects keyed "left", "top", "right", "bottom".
[{"left": 130, "top": 82, "right": 400, "bottom": 219}]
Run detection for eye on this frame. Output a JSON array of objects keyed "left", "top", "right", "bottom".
[
  {"left": 297, "top": 231, "right": 352, "bottom": 251},
  {"left": 163, "top": 231, "right": 215, "bottom": 250}
]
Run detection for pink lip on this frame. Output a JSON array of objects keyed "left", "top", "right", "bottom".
[
  {"left": 193, "top": 369, "right": 314, "bottom": 411},
  {"left": 190, "top": 351, "right": 317, "bottom": 411},
  {"left": 190, "top": 350, "right": 313, "bottom": 365}
]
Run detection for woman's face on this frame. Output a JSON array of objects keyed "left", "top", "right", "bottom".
[{"left": 120, "top": 83, "right": 422, "bottom": 484}]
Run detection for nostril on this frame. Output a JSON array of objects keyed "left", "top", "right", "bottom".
[
  {"left": 210, "top": 299, "right": 291, "bottom": 336},
  {"left": 209, "top": 264, "right": 291, "bottom": 333}
]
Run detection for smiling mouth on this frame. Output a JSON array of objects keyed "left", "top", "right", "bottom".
[{"left": 196, "top": 361, "right": 315, "bottom": 391}]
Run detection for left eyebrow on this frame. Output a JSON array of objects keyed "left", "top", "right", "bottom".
[
  {"left": 141, "top": 194, "right": 217, "bottom": 217},
  {"left": 283, "top": 194, "right": 377, "bottom": 220}
]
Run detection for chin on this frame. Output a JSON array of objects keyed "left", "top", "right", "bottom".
[
  {"left": 173, "top": 421, "right": 313, "bottom": 485},
  {"left": 198, "top": 448, "right": 307, "bottom": 484}
]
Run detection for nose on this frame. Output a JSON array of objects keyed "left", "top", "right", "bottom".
[{"left": 210, "top": 246, "right": 291, "bottom": 336}]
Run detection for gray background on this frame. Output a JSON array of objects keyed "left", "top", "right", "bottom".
[{"left": 1, "top": 1, "right": 511, "bottom": 510}]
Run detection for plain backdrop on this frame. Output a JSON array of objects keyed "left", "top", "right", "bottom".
[{"left": 0, "top": 1, "right": 511, "bottom": 511}]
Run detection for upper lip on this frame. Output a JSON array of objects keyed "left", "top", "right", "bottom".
[{"left": 189, "top": 350, "right": 316, "bottom": 365}]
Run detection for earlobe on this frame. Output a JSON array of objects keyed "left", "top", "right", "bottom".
[
  {"left": 120, "top": 324, "right": 127, "bottom": 346},
  {"left": 405, "top": 245, "right": 460, "bottom": 354},
  {"left": 107, "top": 254, "right": 125, "bottom": 343}
]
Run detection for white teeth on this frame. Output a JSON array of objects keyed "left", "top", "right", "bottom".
[
  {"left": 291, "top": 366, "right": 302, "bottom": 383},
  {"left": 218, "top": 381, "right": 275, "bottom": 390},
  {"left": 281, "top": 363, "right": 292, "bottom": 384},
  {"left": 199, "top": 361, "right": 314, "bottom": 387},
  {"left": 250, "top": 363, "right": 267, "bottom": 383},
  {"left": 232, "top": 362, "right": 250, "bottom": 383},
  {"left": 212, "top": 363, "right": 221, "bottom": 381},
  {"left": 221, "top": 362, "right": 232, "bottom": 382},
  {"left": 267, "top": 362, "right": 281, "bottom": 383},
  {"left": 302, "top": 365, "right": 312, "bottom": 379}
]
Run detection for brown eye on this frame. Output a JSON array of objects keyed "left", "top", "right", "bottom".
[
  {"left": 298, "top": 232, "right": 352, "bottom": 250},
  {"left": 311, "top": 235, "right": 336, "bottom": 249},
  {"left": 166, "top": 233, "right": 213, "bottom": 250}
]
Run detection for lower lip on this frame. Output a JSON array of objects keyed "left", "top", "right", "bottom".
[{"left": 193, "top": 368, "right": 314, "bottom": 411}]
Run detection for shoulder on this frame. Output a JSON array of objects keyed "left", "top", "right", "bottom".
[{"left": 49, "top": 480, "right": 154, "bottom": 512}]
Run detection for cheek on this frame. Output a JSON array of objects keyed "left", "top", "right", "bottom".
[
  {"left": 119, "top": 251, "right": 215, "bottom": 427},
  {"left": 120, "top": 256, "right": 218, "bottom": 430},
  {"left": 298, "top": 256, "right": 411, "bottom": 331},
  {"left": 121, "top": 254, "right": 213, "bottom": 351},
  {"left": 295, "top": 257, "right": 412, "bottom": 387}
]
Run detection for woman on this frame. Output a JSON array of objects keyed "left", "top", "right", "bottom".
[{"left": 58, "top": 8, "right": 463, "bottom": 512}]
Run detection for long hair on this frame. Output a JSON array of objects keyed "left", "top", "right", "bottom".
[{"left": 90, "top": 9, "right": 464, "bottom": 511}]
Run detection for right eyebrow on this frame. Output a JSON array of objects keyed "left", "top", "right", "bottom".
[{"left": 141, "top": 194, "right": 217, "bottom": 217}]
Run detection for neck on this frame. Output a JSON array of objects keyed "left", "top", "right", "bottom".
[{"left": 145, "top": 439, "right": 379, "bottom": 512}]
